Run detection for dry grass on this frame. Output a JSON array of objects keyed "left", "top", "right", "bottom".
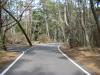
[
  {"left": 0, "top": 51, "right": 19, "bottom": 69},
  {"left": 61, "top": 45, "right": 100, "bottom": 75}
]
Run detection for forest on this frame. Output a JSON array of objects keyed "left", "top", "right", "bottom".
[
  {"left": 0, "top": 0, "right": 100, "bottom": 75},
  {"left": 0, "top": 0, "right": 100, "bottom": 50}
]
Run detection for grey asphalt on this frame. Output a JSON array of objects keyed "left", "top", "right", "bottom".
[
  {"left": 7, "top": 45, "right": 30, "bottom": 52},
  {"left": 3, "top": 44, "right": 88, "bottom": 75}
]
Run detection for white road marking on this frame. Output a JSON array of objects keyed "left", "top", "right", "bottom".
[
  {"left": 58, "top": 45, "right": 91, "bottom": 75},
  {"left": 0, "top": 43, "right": 91, "bottom": 75},
  {"left": 0, "top": 47, "right": 33, "bottom": 75}
]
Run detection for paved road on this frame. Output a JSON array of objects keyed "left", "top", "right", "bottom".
[
  {"left": 7, "top": 45, "right": 30, "bottom": 52},
  {"left": 1, "top": 44, "right": 89, "bottom": 75}
]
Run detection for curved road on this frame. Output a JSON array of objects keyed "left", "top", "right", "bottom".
[{"left": 1, "top": 44, "right": 91, "bottom": 75}]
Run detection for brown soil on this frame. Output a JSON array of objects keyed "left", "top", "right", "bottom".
[
  {"left": 0, "top": 51, "right": 19, "bottom": 69},
  {"left": 61, "top": 45, "right": 100, "bottom": 75}
]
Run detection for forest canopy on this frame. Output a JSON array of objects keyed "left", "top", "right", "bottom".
[{"left": 0, "top": 0, "right": 100, "bottom": 51}]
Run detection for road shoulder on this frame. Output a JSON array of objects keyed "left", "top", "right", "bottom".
[{"left": 58, "top": 45, "right": 92, "bottom": 75}]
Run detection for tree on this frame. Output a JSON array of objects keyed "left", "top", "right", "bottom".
[
  {"left": 90, "top": 0, "right": 100, "bottom": 34},
  {"left": 0, "top": 0, "right": 33, "bottom": 51}
]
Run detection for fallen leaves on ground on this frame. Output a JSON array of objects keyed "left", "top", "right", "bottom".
[
  {"left": 0, "top": 51, "right": 19, "bottom": 69},
  {"left": 61, "top": 46, "right": 100, "bottom": 75}
]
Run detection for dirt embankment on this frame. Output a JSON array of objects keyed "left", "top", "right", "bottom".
[{"left": 61, "top": 45, "right": 100, "bottom": 75}]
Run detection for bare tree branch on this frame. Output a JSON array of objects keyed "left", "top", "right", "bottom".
[
  {"left": 2, "top": 0, "right": 33, "bottom": 27},
  {"left": 3, "top": 7, "right": 32, "bottom": 46}
]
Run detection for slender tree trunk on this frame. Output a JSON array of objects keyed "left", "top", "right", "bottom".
[
  {"left": 63, "top": 0, "right": 71, "bottom": 44},
  {"left": 64, "top": 1, "right": 69, "bottom": 27},
  {"left": 2, "top": 30, "right": 7, "bottom": 51},
  {"left": 42, "top": 0, "right": 50, "bottom": 37},
  {"left": 44, "top": 14, "right": 50, "bottom": 37},
  {"left": 29, "top": 7, "right": 33, "bottom": 40},
  {"left": 90, "top": 0, "right": 100, "bottom": 34},
  {"left": 0, "top": 0, "right": 5, "bottom": 50},
  {"left": 0, "top": 0, "right": 2, "bottom": 33},
  {"left": 57, "top": 0, "right": 66, "bottom": 42},
  {"left": 41, "top": 0, "right": 49, "bottom": 37},
  {"left": 3, "top": 7, "right": 32, "bottom": 46},
  {"left": 81, "top": 17, "right": 91, "bottom": 47}
]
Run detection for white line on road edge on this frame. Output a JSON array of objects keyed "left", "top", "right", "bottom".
[
  {"left": 58, "top": 45, "right": 91, "bottom": 75},
  {"left": 0, "top": 52, "right": 24, "bottom": 75},
  {"left": 0, "top": 47, "right": 33, "bottom": 75}
]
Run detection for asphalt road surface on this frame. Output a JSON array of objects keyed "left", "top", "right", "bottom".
[{"left": 1, "top": 44, "right": 90, "bottom": 75}]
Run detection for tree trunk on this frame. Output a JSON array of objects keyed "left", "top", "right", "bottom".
[
  {"left": 2, "top": 30, "right": 7, "bottom": 51},
  {"left": 3, "top": 7, "right": 32, "bottom": 46},
  {"left": 41, "top": 0, "right": 50, "bottom": 37},
  {"left": 64, "top": 1, "right": 69, "bottom": 27},
  {"left": 90, "top": 0, "right": 100, "bottom": 34},
  {"left": 0, "top": 0, "right": 2, "bottom": 33},
  {"left": 44, "top": 15, "right": 49, "bottom": 37}
]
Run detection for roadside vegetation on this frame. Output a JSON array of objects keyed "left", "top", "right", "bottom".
[
  {"left": 61, "top": 45, "right": 100, "bottom": 75},
  {"left": 0, "top": 50, "right": 18, "bottom": 69},
  {"left": 0, "top": 0, "right": 100, "bottom": 74}
]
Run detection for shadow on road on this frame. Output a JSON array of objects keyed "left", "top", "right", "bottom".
[{"left": 7, "top": 45, "right": 30, "bottom": 52}]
